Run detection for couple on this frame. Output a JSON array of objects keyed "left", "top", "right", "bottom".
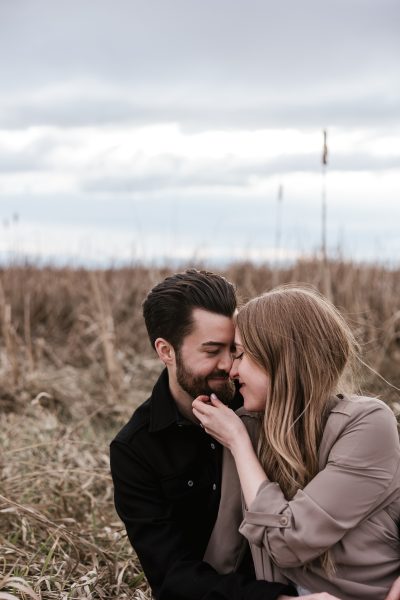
[{"left": 110, "top": 269, "right": 400, "bottom": 600}]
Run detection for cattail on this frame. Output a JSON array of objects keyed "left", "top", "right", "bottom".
[
  {"left": 320, "top": 129, "right": 331, "bottom": 298},
  {"left": 273, "top": 184, "right": 284, "bottom": 286},
  {"left": 321, "top": 129, "right": 328, "bottom": 261}
]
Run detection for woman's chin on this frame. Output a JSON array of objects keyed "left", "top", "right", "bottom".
[
  {"left": 243, "top": 396, "right": 266, "bottom": 412},
  {"left": 243, "top": 398, "right": 256, "bottom": 411}
]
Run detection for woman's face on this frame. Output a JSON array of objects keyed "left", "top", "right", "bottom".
[{"left": 230, "top": 329, "right": 270, "bottom": 412}]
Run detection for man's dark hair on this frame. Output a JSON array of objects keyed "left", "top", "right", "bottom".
[{"left": 142, "top": 269, "right": 237, "bottom": 350}]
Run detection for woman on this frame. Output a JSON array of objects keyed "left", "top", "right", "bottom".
[{"left": 192, "top": 285, "right": 400, "bottom": 600}]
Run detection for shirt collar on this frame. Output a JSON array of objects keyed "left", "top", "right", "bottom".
[{"left": 149, "top": 368, "right": 194, "bottom": 432}]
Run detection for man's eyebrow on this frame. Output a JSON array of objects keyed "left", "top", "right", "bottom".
[{"left": 200, "top": 341, "right": 226, "bottom": 347}]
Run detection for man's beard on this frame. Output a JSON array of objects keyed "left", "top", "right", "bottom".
[{"left": 175, "top": 354, "right": 235, "bottom": 405}]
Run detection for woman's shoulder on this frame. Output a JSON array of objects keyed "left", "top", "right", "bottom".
[
  {"left": 235, "top": 407, "right": 262, "bottom": 419},
  {"left": 329, "top": 393, "right": 396, "bottom": 422},
  {"left": 321, "top": 394, "right": 399, "bottom": 467}
]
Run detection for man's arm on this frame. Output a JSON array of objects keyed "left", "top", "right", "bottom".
[{"left": 110, "top": 439, "right": 296, "bottom": 600}]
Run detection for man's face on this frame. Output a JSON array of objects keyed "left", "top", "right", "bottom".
[{"left": 175, "top": 308, "right": 236, "bottom": 404}]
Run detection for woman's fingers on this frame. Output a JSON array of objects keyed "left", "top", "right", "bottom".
[
  {"left": 210, "top": 393, "right": 224, "bottom": 406},
  {"left": 279, "top": 594, "right": 342, "bottom": 600},
  {"left": 192, "top": 398, "right": 212, "bottom": 416},
  {"left": 193, "top": 397, "right": 224, "bottom": 433},
  {"left": 192, "top": 399, "right": 213, "bottom": 428},
  {"left": 193, "top": 395, "right": 225, "bottom": 416},
  {"left": 193, "top": 394, "right": 211, "bottom": 405},
  {"left": 385, "top": 576, "right": 400, "bottom": 600},
  {"left": 291, "top": 594, "right": 341, "bottom": 600}
]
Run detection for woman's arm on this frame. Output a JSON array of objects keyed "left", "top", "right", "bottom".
[
  {"left": 194, "top": 394, "right": 400, "bottom": 568},
  {"left": 192, "top": 394, "right": 267, "bottom": 507}
]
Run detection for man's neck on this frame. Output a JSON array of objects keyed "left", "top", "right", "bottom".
[{"left": 168, "top": 377, "right": 197, "bottom": 423}]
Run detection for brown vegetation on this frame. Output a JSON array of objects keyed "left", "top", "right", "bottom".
[{"left": 1, "top": 260, "right": 399, "bottom": 598}]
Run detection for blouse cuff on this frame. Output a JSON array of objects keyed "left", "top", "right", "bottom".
[{"left": 239, "top": 480, "right": 292, "bottom": 546}]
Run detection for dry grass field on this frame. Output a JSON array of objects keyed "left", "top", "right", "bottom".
[{"left": 1, "top": 260, "right": 400, "bottom": 599}]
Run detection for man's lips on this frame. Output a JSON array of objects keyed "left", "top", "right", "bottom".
[{"left": 207, "top": 375, "right": 230, "bottom": 386}]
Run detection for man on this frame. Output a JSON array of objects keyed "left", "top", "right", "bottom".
[{"left": 110, "top": 269, "right": 296, "bottom": 600}]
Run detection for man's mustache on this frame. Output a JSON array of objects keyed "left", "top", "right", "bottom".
[{"left": 207, "top": 371, "right": 230, "bottom": 379}]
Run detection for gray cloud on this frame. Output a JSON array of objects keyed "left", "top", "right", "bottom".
[
  {"left": 1, "top": 0, "right": 398, "bottom": 87},
  {"left": 0, "top": 0, "right": 399, "bottom": 130},
  {"left": 0, "top": 1, "right": 399, "bottom": 266},
  {"left": 0, "top": 137, "right": 56, "bottom": 172},
  {"left": 1, "top": 88, "right": 400, "bottom": 132},
  {"left": 81, "top": 152, "right": 400, "bottom": 194}
]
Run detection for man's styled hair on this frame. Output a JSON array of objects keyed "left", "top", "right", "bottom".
[{"left": 142, "top": 269, "right": 237, "bottom": 350}]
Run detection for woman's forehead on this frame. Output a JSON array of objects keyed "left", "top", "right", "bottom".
[{"left": 234, "top": 329, "right": 242, "bottom": 345}]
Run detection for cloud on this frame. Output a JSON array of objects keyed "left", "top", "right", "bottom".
[
  {"left": 0, "top": 136, "right": 56, "bottom": 172},
  {"left": 0, "top": 1, "right": 398, "bottom": 131},
  {"left": 0, "top": 120, "right": 398, "bottom": 195},
  {"left": 0, "top": 1, "right": 399, "bottom": 266},
  {"left": 1, "top": 0, "right": 398, "bottom": 88},
  {"left": 81, "top": 152, "right": 400, "bottom": 194},
  {"left": 1, "top": 82, "right": 399, "bottom": 132}
]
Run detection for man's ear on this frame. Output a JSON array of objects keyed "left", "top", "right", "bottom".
[{"left": 154, "top": 338, "right": 175, "bottom": 366}]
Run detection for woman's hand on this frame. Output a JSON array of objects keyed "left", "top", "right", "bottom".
[
  {"left": 279, "top": 572, "right": 400, "bottom": 600},
  {"left": 192, "top": 393, "right": 248, "bottom": 453},
  {"left": 386, "top": 577, "right": 400, "bottom": 600},
  {"left": 279, "top": 594, "right": 341, "bottom": 600}
]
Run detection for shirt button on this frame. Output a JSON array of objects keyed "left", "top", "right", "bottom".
[
  {"left": 210, "top": 443, "right": 216, "bottom": 450},
  {"left": 187, "top": 480, "right": 194, "bottom": 487},
  {"left": 212, "top": 483, "right": 217, "bottom": 491},
  {"left": 280, "top": 516, "right": 288, "bottom": 526}
]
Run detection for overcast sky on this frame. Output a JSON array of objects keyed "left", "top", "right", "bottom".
[{"left": 0, "top": 0, "right": 399, "bottom": 265}]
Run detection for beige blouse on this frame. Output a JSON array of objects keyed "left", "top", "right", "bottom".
[{"left": 204, "top": 395, "right": 400, "bottom": 600}]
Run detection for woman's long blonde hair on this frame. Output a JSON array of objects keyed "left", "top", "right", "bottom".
[{"left": 237, "top": 285, "right": 359, "bottom": 573}]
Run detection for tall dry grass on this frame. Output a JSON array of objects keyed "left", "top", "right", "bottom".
[{"left": 1, "top": 260, "right": 399, "bottom": 598}]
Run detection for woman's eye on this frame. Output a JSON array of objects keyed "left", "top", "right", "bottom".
[{"left": 232, "top": 352, "right": 244, "bottom": 361}]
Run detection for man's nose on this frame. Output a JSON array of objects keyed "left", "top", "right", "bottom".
[
  {"left": 229, "top": 357, "right": 239, "bottom": 380},
  {"left": 217, "top": 350, "right": 233, "bottom": 373}
]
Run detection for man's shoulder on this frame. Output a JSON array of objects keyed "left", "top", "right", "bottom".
[{"left": 112, "top": 397, "right": 152, "bottom": 446}]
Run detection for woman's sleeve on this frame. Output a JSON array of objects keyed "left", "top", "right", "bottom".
[{"left": 239, "top": 400, "right": 400, "bottom": 568}]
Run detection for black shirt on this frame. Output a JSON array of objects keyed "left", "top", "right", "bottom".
[{"left": 110, "top": 369, "right": 295, "bottom": 600}]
